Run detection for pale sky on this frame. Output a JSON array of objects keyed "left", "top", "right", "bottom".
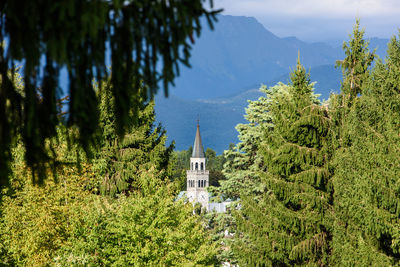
[{"left": 214, "top": 0, "right": 400, "bottom": 42}]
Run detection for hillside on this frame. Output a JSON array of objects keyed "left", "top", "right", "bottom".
[
  {"left": 156, "top": 64, "right": 343, "bottom": 153},
  {"left": 170, "top": 15, "right": 344, "bottom": 100},
  {"left": 156, "top": 15, "right": 390, "bottom": 153}
]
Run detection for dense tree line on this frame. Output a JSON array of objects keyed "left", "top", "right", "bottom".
[
  {"left": 0, "top": 77, "right": 217, "bottom": 265},
  {"left": 1, "top": 19, "right": 400, "bottom": 266},
  {"left": 212, "top": 21, "right": 400, "bottom": 266}
]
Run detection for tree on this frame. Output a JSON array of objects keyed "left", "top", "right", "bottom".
[
  {"left": 55, "top": 174, "right": 218, "bottom": 266},
  {"left": 212, "top": 84, "right": 285, "bottom": 200},
  {"left": 234, "top": 58, "right": 333, "bottom": 266},
  {"left": 206, "top": 84, "right": 289, "bottom": 265},
  {"left": 94, "top": 79, "right": 173, "bottom": 197},
  {"left": 0, "top": 0, "right": 221, "bottom": 184},
  {"left": 331, "top": 33, "right": 400, "bottom": 265},
  {"left": 205, "top": 148, "right": 226, "bottom": 187},
  {"left": 170, "top": 147, "right": 193, "bottom": 191},
  {"left": 0, "top": 127, "right": 95, "bottom": 266},
  {"left": 1, "top": 126, "right": 217, "bottom": 266},
  {"left": 335, "top": 19, "right": 375, "bottom": 107},
  {"left": 331, "top": 19, "right": 376, "bottom": 150}
]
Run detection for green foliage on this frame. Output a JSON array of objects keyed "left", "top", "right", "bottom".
[
  {"left": 331, "top": 32, "right": 400, "bottom": 265},
  {"left": 55, "top": 170, "right": 217, "bottom": 266},
  {"left": 205, "top": 209, "right": 239, "bottom": 266},
  {"left": 174, "top": 146, "right": 193, "bottom": 171},
  {"left": 205, "top": 148, "right": 224, "bottom": 171},
  {"left": 205, "top": 148, "right": 226, "bottom": 187},
  {"left": 336, "top": 19, "right": 375, "bottom": 106},
  {"left": 0, "top": 132, "right": 94, "bottom": 266},
  {"left": 0, "top": 0, "right": 221, "bottom": 185},
  {"left": 233, "top": 58, "right": 333, "bottom": 266},
  {"left": 1, "top": 124, "right": 216, "bottom": 266},
  {"left": 94, "top": 79, "right": 174, "bottom": 197},
  {"left": 206, "top": 83, "right": 290, "bottom": 264},
  {"left": 213, "top": 84, "right": 287, "bottom": 200}
]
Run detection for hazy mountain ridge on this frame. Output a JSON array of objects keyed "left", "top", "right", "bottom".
[
  {"left": 171, "top": 15, "right": 347, "bottom": 100},
  {"left": 156, "top": 15, "right": 390, "bottom": 153},
  {"left": 156, "top": 64, "right": 343, "bottom": 153}
]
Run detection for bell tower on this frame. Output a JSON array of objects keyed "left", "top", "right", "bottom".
[{"left": 186, "top": 121, "right": 209, "bottom": 210}]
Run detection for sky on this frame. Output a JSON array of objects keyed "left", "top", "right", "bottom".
[{"left": 214, "top": 0, "right": 400, "bottom": 43}]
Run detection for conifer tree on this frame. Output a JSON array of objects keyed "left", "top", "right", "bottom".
[
  {"left": 234, "top": 58, "right": 333, "bottom": 266},
  {"left": 213, "top": 84, "right": 283, "bottom": 200},
  {"left": 336, "top": 19, "right": 375, "bottom": 106},
  {"left": 331, "top": 33, "right": 400, "bottom": 265},
  {"left": 331, "top": 20, "right": 376, "bottom": 148},
  {"left": 94, "top": 79, "right": 173, "bottom": 196},
  {"left": 206, "top": 84, "right": 290, "bottom": 265}
]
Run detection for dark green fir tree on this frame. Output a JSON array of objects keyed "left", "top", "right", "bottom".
[
  {"left": 331, "top": 32, "right": 400, "bottom": 265},
  {"left": 212, "top": 84, "right": 286, "bottom": 200},
  {"left": 206, "top": 84, "right": 287, "bottom": 265},
  {"left": 335, "top": 19, "right": 375, "bottom": 106},
  {"left": 233, "top": 57, "right": 333, "bottom": 266},
  {"left": 94, "top": 79, "right": 173, "bottom": 197}
]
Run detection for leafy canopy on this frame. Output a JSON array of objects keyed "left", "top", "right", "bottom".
[{"left": 0, "top": 0, "right": 221, "bottom": 185}]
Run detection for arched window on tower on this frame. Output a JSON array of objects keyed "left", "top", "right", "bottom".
[
  {"left": 198, "top": 180, "right": 200, "bottom": 187},
  {"left": 195, "top": 162, "right": 198, "bottom": 170},
  {"left": 201, "top": 180, "right": 203, "bottom": 187},
  {"left": 200, "top": 162, "right": 204, "bottom": 170}
]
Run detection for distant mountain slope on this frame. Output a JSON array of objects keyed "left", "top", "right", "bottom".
[
  {"left": 156, "top": 64, "right": 342, "bottom": 153},
  {"left": 170, "top": 15, "right": 389, "bottom": 100},
  {"left": 156, "top": 15, "right": 390, "bottom": 153},
  {"left": 171, "top": 15, "right": 345, "bottom": 99}
]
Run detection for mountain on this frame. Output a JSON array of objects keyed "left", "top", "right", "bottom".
[
  {"left": 171, "top": 15, "right": 344, "bottom": 100},
  {"left": 156, "top": 15, "right": 390, "bottom": 153},
  {"left": 156, "top": 64, "right": 342, "bottom": 153}
]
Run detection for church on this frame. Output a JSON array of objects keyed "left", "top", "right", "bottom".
[
  {"left": 180, "top": 122, "right": 231, "bottom": 213},
  {"left": 186, "top": 121, "right": 209, "bottom": 209}
]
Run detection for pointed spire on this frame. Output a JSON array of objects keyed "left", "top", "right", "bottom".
[{"left": 192, "top": 121, "right": 205, "bottom": 158}]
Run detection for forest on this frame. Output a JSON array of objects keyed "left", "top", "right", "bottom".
[{"left": 1, "top": 1, "right": 400, "bottom": 266}]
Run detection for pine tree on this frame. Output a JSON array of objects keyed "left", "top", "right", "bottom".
[
  {"left": 234, "top": 57, "right": 333, "bottom": 266},
  {"left": 213, "top": 84, "right": 284, "bottom": 200},
  {"left": 206, "top": 83, "right": 290, "bottom": 265},
  {"left": 331, "top": 19, "right": 376, "bottom": 149},
  {"left": 336, "top": 19, "right": 375, "bottom": 106},
  {"left": 94, "top": 79, "right": 173, "bottom": 197},
  {"left": 331, "top": 32, "right": 400, "bottom": 265}
]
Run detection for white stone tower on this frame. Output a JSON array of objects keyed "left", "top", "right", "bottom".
[{"left": 186, "top": 122, "right": 209, "bottom": 209}]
